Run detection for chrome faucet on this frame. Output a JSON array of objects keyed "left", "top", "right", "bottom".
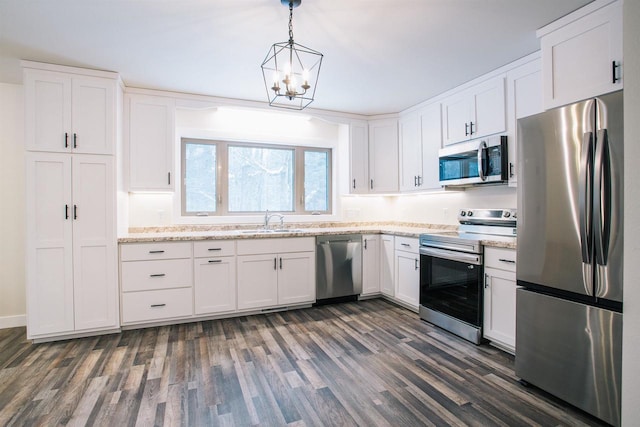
[{"left": 263, "top": 210, "right": 284, "bottom": 230}]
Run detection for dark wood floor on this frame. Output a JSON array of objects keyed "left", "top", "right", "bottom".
[{"left": 0, "top": 299, "right": 606, "bottom": 426}]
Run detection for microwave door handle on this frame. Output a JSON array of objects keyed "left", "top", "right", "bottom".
[{"left": 477, "top": 141, "right": 487, "bottom": 181}]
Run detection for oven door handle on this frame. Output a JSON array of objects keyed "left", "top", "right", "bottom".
[{"left": 420, "top": 247, "right": 482, "bottom": 265}]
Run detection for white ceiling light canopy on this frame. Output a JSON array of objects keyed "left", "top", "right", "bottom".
[{"left": 261, "top": 0, "right": 323, "bottom": 110}]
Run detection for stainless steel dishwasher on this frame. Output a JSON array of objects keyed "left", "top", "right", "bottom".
[{"left": 316, "top": 234, "right": 362, "bottom": 303}]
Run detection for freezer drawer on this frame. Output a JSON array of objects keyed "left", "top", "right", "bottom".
[{"left": 515, "top": 289, "right": 621, "bottom": 426}]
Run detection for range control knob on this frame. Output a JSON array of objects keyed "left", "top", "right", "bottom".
[
  {"left": 503, "top": 211, "right": 511, "bottom": 218},
  {"left": 467, "top": 210, "right": 473, "bottom": 217},
  {"left": 460, "top": 211, "right": 466, "bottom": 217}
]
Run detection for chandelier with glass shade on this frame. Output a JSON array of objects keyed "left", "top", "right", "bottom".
[{"left": 261, "top": 0, "right": 323, "bottom": 110}]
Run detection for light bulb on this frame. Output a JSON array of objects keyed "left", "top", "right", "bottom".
[{"left": 302, "top": 69, "right": 309, "bottom": 84}]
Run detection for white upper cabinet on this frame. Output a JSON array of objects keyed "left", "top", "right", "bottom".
[
  {"left": 398, "top": 112, "right": 422, "bottom": 192},
  {"left": 506, "top": 56, "right": 543, "bottom": 186},
  {"left": 539, "top": 0, "right": 622, "bottom": 109},
  {"left": 368, "top": 118, "right": 399, "bottom": 193},
  {"left": 442, "top": 76, "right": 506, "bottom": 146},
  {"left": 125, "top": 94, "right": 175, "bottom": 191},
  {"left": 24, "top": 68, "right": 116, "bottom": 155},
  {"left": 348, "top": 118, "right": 399, "bottom": 194},
  {"left": 349, "top": 121, "right": 369, "bottom": 194},
  {"left": 398, "top": 103, "right": 442, "bottom": 192}
]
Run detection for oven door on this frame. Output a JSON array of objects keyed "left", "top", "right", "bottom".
[{"left": 419, "top": 246, "right": 483, "bottom": 327}]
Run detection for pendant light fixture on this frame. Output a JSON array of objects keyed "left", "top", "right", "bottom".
[{"left": 261, "top": 0, "right": 323, "bottom": 110}]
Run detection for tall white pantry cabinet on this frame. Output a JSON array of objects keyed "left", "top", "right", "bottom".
[{"left": 23, "top": 61, "right": 121, "bottom": 341}]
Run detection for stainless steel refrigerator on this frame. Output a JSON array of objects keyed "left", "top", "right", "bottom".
[{"left": 516, "top": 90, "right": 623, "bottom": 426}]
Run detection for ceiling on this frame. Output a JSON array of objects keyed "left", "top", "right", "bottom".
[{"left": 0, "top": 0, "right": 592, "bottom": 115}]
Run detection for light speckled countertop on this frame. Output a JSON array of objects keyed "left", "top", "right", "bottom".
[{"left": 119, "top": 222, "right": 517, "bottom": 249}]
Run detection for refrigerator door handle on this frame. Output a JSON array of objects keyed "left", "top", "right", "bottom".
[
  {"left": 594, "top": 129, "right": 611, "bottom": 268},
  {"left": 477, "top": 141, "right": 487, "bottom": 181},
  {"left": 579, "top": 131, "right": 594, "bottom": 265}
]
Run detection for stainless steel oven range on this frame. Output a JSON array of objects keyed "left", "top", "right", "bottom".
[{"left": 419, "top": 208, "right": 516, "bottom": 344}]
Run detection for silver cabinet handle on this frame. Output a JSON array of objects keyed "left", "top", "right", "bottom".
[
  {"left": 414, "top": 258, "right": 419, "bottom": 270},
  {"left": 498, "top": 258, "right": 516, "bottom": 264},
  {"left": 149, "top": 250, "right": 165, "bottom": 254},
  {"left": 208, "top": 248, "right": 222, "bottom": 251},
  {"left": 370, "top": 179, "right": 373, "bottom": 190},
  {"left": 485, "top": 274, "right": 490, "bottom": 288},
  {"left": 150, "top": 273, "right": 166, "bottom": 277},
  {"left": 364, "top": 239, "right": 367, "bottom": 250},
  {"left": 208, "top": 259, "right": 222, "bottom": 263},
  {"left": 150, "top": 303, "right": 166, "bottom": 308},
  {"left": 401, "top": 243, "right": 411, "bottom": 247}
]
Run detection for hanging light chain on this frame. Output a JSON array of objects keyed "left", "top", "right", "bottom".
[{"left": 288, "top": 2, "right": 295, "bottom": 45}]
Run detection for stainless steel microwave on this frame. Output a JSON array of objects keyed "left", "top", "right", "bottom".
[{"left": 438, "top": 135, "right": 508, "bottom": 187}]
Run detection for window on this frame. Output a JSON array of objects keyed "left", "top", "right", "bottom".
[{"left": 181, "top": 138, "right": 331, "bottom": 216}]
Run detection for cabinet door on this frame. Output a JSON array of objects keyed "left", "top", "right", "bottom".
[
  {"left": 361, "top": 235, "right": 380, "bottom": 295},
  {"left": 506, "top": 58, "right": 543, "bottom": 186},
  {"left": 26, "top": 153, "right": 74, "bottom": 337},
  {"left": 71, "top": 77, "right": 115, "bottom": 155},
  {"left": 277, "top": 252, "right": 315, "bottom": 305},
  {"left": 472, "top": 77, "right": 506, "bottom": 139},
  {"left": 127, "top": 94, "right": 175, "bottom": 191},
  {"left": 419, "top": 103, "right": 442, "bottom": 190},
  {"left": 395, "top": 250, "right": 420, "bottom": 309},
  {"left": 72, "top": 155, "right": 118, "bottom": 331},
  {"left": 442, "top": 92, "right": 472, "bottom": 146},
  {"left": 194, "top": 257, "right": 236, "bottom": 315},
  {"left": 349, "top": 121, "right": 369, "bottom": 194},
  {"left": 483, "top": 267, "right": 517, "bottom": 352},
  {"left": 368, "top": 119, "right": 398, "bottom": 193},
  {"left": 24, "top": 70, "right": 72, "bottom": 153},
  {"left": 541, "top": 1, "right": 622, "bottom": 109},
  {"left": 398, "top": 112, "right": 422, "bottom": 192},
  {"left": 380, "top": 235, "right": 395, "bottom": 297},
  {"left": 237, "top": 254, "right": 278, "bottom": 310}
]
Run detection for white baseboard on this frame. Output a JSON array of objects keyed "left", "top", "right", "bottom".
[{"left": 0, "top": 314, "right": 26, "bottom": 329}]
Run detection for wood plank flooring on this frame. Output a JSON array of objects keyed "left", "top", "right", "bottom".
[{"left": 0, "top": 299, "right": 607, "bottom": 426}]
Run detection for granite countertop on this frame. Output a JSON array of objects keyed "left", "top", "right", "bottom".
[{"left": 118, "top": 222, "right": 517, "bottom": 249}]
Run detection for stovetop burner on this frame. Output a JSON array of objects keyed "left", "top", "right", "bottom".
[{"left": 419, "top": 208, "right": 517, "bottom": 254}]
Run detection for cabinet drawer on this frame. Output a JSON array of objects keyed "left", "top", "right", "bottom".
[
  {"left": 237, "top": 237, "right": 315, "bottom": 255},
  {"left": 120, "top": 241, "right": 192, "bottom": 261},
  {"left": 484, "top": 247, "right": 516, "bottom": 272},
  {"left": 193, "top": 240, "right": 236, "bottom": 258},
  {"left": 121, "top": 288, "right": 192, "bottom": 324},
  {"left": 395, "top": 236, "right": 419, "bottom": 253},
  {"left": 121, "top": 259, "right": 193, "bottom": 292}
]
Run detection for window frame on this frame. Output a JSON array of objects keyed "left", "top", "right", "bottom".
[{"left": 180, "top": 138, "right": 332, "bottom": 216}]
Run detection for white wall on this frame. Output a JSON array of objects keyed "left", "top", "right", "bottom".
[
  {"left": 621, "top": 0, "right": 640, "bottom": 423},
  {"left": 342, "top": 186, "right": 517, "bottom": 224},
  {"left": 0, "top": 83, "right": 26, "bottom": 327},
  {"left": 128, "top": 106, "right": 348, "bottom": 228}
]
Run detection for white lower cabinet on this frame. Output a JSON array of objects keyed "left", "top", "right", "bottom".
[
  {"left": 194, "top": 240, "right": 236, "bottom": 315},
  {"left": 120, "top": 241, "right": 193, "bottom": 325},
  {"left": 361, "top": 235, "right": 380, "bottom": 296},
  {"left": 380, "top": 235, "right": 395, "bottom": 297},
  {"left": 26, "top": 152, "right": 117, "bottom": 339},
  {"left": 483, "top": 247, "right": 517, "bottom": 353},
  {"left": 394, "top": 237, "right": 420, "bottom": 309},
  {"left": 236, "top": 238, "right": 315, "bottom": 311},
  {"left": 122, "top": 288, "right": 192, "bottom": 324}
]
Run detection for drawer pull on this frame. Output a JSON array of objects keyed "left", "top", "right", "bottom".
[
  {"left": 149, "top": 250, "right": 165, "bottom": 254},
  {"left": 498, "top": 258, "right": 516, "bottom": 264},
  {"left": 150, "top": 303, "right": 166, "bottom": 308},
  {"left": 401, "top": 243, "right": 411, "bottom": 247},
  {"left": 208, "top": 259, "right": 222, "bottom": 263},
  {"left": 150, "top": 273, "right": 166, "bottom": 277},
  {"left": 208, "top": 248, "right": 222, "bottom": 251}
]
